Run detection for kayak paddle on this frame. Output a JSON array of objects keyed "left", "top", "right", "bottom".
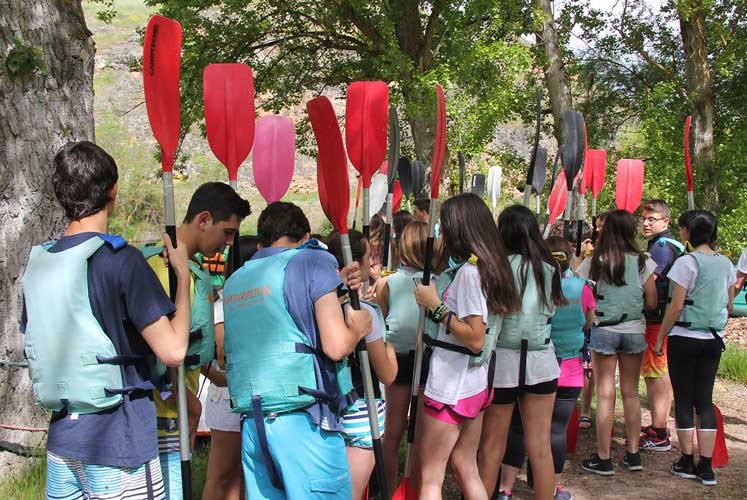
[
  {"left": 584, "top": 149, "right": 607, "bottom": 241},
  {"left": 561, "top": 110, "right": 585, "bottom": 239},
  {"left": 531, "top": 147, "right": 548, "bottom": 217},
  {"left": 411, "top": 159, "right": 426, "bottom": 199},
  {"left": 458, "top": 151, "right": 466, "bottom": 193},
  {"left": 488, "top": 165, "right": 503, "bottom": 218},
  {"left": 615, "top": 159, "right": 645, "bottom": 213},
  {"left": 143, "top": 15, "right": 192, "bottom": 500},
  {"left": 398, "top": 157, "right": 413, "bottom": 203},
  {"left": 544, "top": 169, "right": 568, "bottom": 239},
  {"left": 352, "top": 176, "right": 361, "bottom": 230},
  {"left": 253, "top": 115, "right": 295, "bottom": 203},
  {"left": 368, "top": 171, "right": 388, "bottom": 217},
  {"left": 524, "top": 86, "right": 542, "bottom": 207},
  {"left": 383, "top": 106, "right": 400, "bottom": 270},
  {"left": 684, "top": 115, "right": 695, "bottom": 209},
  {"left": 471, "top": 173, "right": 485, "bottom": 198},
  {"left": 395, "top": 83, "right": 447, "bottom": 500},
  {"left": 309, "top": 93, "right": 390, "bottom": 500},
  {"left": 542, "top": 146, "right": 562, "bottom": 236},
  {"left": 393, "top": 180, "right": 403, "bottom": 213}
]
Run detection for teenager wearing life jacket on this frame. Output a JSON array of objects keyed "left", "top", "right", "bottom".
[
  {"left": 222, "top": 201, "right": 370, "bottom": 500},
  {"left": 415, "top": 193, "right": 520, "bottom": 500},
  {"left": 327, "top": 229, "right": 398, "bottom": 500},
  {"left": 654, "top": 211, "right": 736, "bottom": 486},
  {"left": 22, "top": 141, "right": 192, "bottom": 500},
  {"left": 389, "top": 209, "right": 414, "bottom": 269},
  {"left": 375, "top": 220, "right": 427, "bottom": 492},
  {"left": 202, "top": 235, "right": 261, "bottom": 500},
  {"left": 144, "top": 182, "right": 250, "bottom": 499},
  {"left": 576, "top": 210, "right": 658, "bottom": 475},
  {"left": 638, "top": 199, "right": 683, "bottom": 451},
  {"left": 478, "top": 205, "right": 567, "bottom": 500}
]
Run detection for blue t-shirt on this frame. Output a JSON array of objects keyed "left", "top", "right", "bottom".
[
  {"left": 21, "top": 232, "right": 175, "bottom": 467},
  {"left": 251, "top": 244, "right": 344, "bottom": 430}
]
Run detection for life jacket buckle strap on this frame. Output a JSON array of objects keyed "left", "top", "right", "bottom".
[{"left": 252, "top": 395, "right": 284, "bottom": 490}]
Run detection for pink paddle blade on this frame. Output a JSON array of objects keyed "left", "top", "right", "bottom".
[
  {"left": 580, "top": 121, "right": 589, "bottom": 195},
  {"left": 684, "top": 115, "right": 694, "bottom": 192},
  {"left": 585, "top": 149, "right": 607, "bottom": 199},
  {"left": 203, "top": 64, "right": 255, "bottom": 181},
  {"left": 393, "top": 180, "right": 403, "bottom": 212},
  {"left": 548, "top": 170, "right": 568, "bottom": 225},
  {"left": 615, "top": 159, "right": 645, "bottom": 212},
  {"left": 431, "top": 83, "right": 447, "bottom": 199},
  {"left": 345, "top": 81, "right": 389, "bottom": 187},
  {"left": 307, "top": 96, "right": 350, "bottom": 233},
  {"left": 392, "top": 477, "right": 417, "bottom": 500},
  {"left": 143, "top": 15, "right": 182, "bottom": 172},
  {"left": 253, "top": 115, "right": 295, "bottom": 203}
]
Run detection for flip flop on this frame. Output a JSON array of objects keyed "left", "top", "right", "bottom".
[{"left": 579, "top": 416, "right": 592, "bottom": 429}]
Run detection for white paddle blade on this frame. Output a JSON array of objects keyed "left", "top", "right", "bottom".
[
  {"left": 368, "top": 173, "right": 388, "bottom": 218},
  {"left": 488, "top": 166, "right": 503, "bottom": 212}
]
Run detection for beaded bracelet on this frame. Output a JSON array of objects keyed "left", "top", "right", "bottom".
[{"left": 431, "top": 302, "right": 449, "bottom": 322}]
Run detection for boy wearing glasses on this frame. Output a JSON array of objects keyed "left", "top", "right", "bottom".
[{"left": 639, "top": 199, "right": 684, "bottom": 452}]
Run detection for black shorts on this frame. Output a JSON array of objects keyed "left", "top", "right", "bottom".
[
  {"left": 491, "top": 379, "right": 559, "bottom": 405},
  {"left": 392, "top": 349, "right": 431, "bottom": 386}
]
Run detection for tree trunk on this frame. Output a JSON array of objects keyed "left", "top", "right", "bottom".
[
  {"left": 679, "top": 2, "right": 717, "bottom": 210},
  {"left": 0, "top": 0, "right": 94, "bottom": 472},
  {"left": 534, "top": 0, "right": 573, "bottom": 146}
]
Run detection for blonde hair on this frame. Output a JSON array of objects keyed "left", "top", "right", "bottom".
[{"left": 398, "top": 221, "right": 428, "bottom": 270}]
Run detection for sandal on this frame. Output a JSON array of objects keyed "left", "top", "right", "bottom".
[{"left": 579, "top": 416, "right": 592, "bottom": 429}]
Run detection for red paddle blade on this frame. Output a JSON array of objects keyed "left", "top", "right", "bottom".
[
  {"left": 392, "top": 477, "right": 417, "bottom": 500},
  {"left": 307, "top": 96, "right": 350, "bottom": 233},
  {"left": 580, "top": 122, "right": 589, "bottom": 194},
  {"left": 684, "top": 115, "right": 694, "bottom": 191},
  {"left": 586, "top": 149, "right": 607, "bottom": 199},
  {"left": 143, "top": 16, "right": 182, "bottom": 172},
  {"left": 713, "top": 404, "right": 729, "bottom": 467},
  {"left": 345, "top": 81, "right": 389, "bottom": 187},
  {"left": 431, "top": 83, "right": 447, "bottom": 199},
  {"left": 203, "top": 64, "right": 255, "bottom": 181},
  {"left": 253, "top": 115, "right": 295, "bottom": 203},
  {"left": 548, "top": 170, "right": 568, "bottom": 225},
  {"left": 393, "top": 180, "right": 403, "bottom": 212},
  {"left": 615, "top": 159, "right": 645, "bottom": 212},
  {"left": 567, "top": 406, "right": 579, "bottom": 453}
]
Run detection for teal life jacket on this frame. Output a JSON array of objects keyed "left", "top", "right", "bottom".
[
  {"left": 672, "top": 252, "right": 733, "bottom": 342},
  {"left": 142, "top": 246, "right": 216, "bottom": 370},
  {"left": 423, "top": 262, "right": 501, "bottom": 367},
  {"left": 551, "top": 276, "right": 587, "bottom": 360},
  {"left": 23, "top": 235, "right": 156, "bottom": 414},
  {"left": 223, "top": 242, "right": 355, "bottom": 416},
  {"left": 385, "top": 268, "right": 423, "bottom": 354},
  {"left": 495, "top": 255, "right": 556, "bottom": 351},
  {"left": 594, "top": 253, "right": 645, "bottom": 327}
]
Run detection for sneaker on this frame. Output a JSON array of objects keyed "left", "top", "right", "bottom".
[
  {"left": 671, "top": 456, "right": 697, "bottom": 480},
  {"left": 493, "top": 490, "right": 512, "bottom": 500},
  {"left": 640, "top": 434, "right": 672, "bottom": 452},
  {"left": 622, "top": 451, "right": 643, "bottom": 471},
  {"left": 554, "top": 486, "right": 573, "bottom": 500},
  {"left": 696, "top": 461, "right": 717, "bottom": 486},
  {"left": 582, "top": 453, "right": 614, "bottom": 476},
  {"left": 640, "top": 424, "right": 653, "bottom": 435}
]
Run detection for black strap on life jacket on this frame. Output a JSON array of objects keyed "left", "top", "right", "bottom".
[{"left": 251, "top": 396, "right": 284, "bottom": 490}]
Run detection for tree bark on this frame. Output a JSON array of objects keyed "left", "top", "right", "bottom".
[
  {"left": 0, "top": 0, "right": 95, "bottom": 472},
  {"left": 534, "top": 0, "right": 573, "bottom": 145},
  {"left": 679, "top": 2, "right": 717, "bottom": 210}
]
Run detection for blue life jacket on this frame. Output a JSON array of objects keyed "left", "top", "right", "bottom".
[
  {"left": 142, "top": 246, "right": 216, "bottom": 371},
  {"left": 223, "top": 242, "right": 355, "bottom": 416},
  {"left": 646, "top": 235, "right": 684, "bottom": 322},
  {"left": 551, "top": 276, "right": 587, "bottom": 360},
  {"left": 23, "top": 235, "right": 156, "bottom": 414}
]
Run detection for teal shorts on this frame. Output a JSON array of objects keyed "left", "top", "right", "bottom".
[
  {"left": 158, "top": 450, "right": 182, "bottom": 500},
  {"left": 241, "top": 411, "right": 351, "bottom": 499},
  {"left": 46, "top": 451, "right": 164, "bottom": 500},
  {"left": 342, "top": 398, "right": 386, "bottom": 448}
]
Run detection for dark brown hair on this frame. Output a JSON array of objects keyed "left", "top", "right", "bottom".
[{"left": 589, "top": 209, "right": 646, "bottom": 285}]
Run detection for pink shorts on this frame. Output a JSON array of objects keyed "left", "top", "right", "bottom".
[{"left": 423, "top": 387, "right": 493, "bottom": 425}]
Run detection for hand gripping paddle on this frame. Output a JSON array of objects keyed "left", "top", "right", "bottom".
[
  {"left": 395, "top": 83, "right": 446, "bottom": 500},
  {"left": 531, "top": 147, "right": 548, "bottom": 217},
  {"left": 471, "top": 173, "right": 486, "bottom": 198},
  {"left": 143, "top": 15, "right": 192, "bottom": 500},
  {"left": 383, "top": 106, "right": 401, "bottom": 270},
  {"left": 253, "top": 115, "right": 295, "bottom": 204},
  {"left": 524, "top": 86, "right": 542, "bottom": 207},
  {"left": 346, "top": 81, "right": 389, "bottom": 240},
  {"left": 308, "top": 95, "right": 389, "bottom": 500},
  {"left": 684, "top": 115, "right": 695, "bottom": 209},
  {"left": 458, "top": 151, "right": 466, "bottom": 193},
  {"left": 615, "top": 159, "right": 645, "bottom": 213},
  {"left": 561, "top": 110, "right": 585, "bottom": 239},
  {"left": 204, "top": 63, "right": 255, "bottom": 277},
  {"left": 488, "top": 165, "right": 503, "bottom": 218}
]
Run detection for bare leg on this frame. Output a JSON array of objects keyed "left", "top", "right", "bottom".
[
  {"left": 202, "top": 430, "right": 243, "bottom": 500},
  {"left": 644, "top": 374, "right": 672, "bottom": 429},
  {"left": 591, "top": 352, "right": 618, "bottom": 459},
  {"left": 498, "top": 464, "right": 520, "bottom": 494},
  {"left": 519, "top": 393, "right": 556, "bottom": 500},
  {"left": 580, "top": 372, "right": 595, "bottom": 422},
  {"left": 418, "top": 411, "right": 461, "bottom": 500},
  {"left": 346, "top": 446, "right": 375, "bottom": 500},
  {"left": 477, "top": 403, "right": 514, "bottom": 497},
  {"left": 382, "top": 383, "right": 410, "bottom": 493},
  {"left": 449, "top": 414, "right": 488, "bottom": 500},
  {"left": 618, "top": 352, "right": 644, "bottom": 453}
]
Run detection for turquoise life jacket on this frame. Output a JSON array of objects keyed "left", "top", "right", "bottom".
[
  {"left": 23, "top": 235, "right": 155, "bottom": 414},
  {"left": 594, "top": 254, "right": 645, "bottom": 327},
  {"left": 385, "top": 268, "right": 423, "bottom": 354},
  {"left": 551, "top": 276, "right": 587, "bottom": 360},
  {"left": 142, "top": 246, "right": 216, "bottom": 370},
  {"left": 672, "top": 252, "right": 733, "bottom": 341},
  {"left": 423, "top": 262, "right": 501, "bottom": 367},
  {"left": 495, "top": 255, "right": 556, "bottom": 351},
  {"left": 223, "top": 242, "right": 355, "bottom": 416}
]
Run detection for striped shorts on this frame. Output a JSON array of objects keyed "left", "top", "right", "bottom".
[
  {"left": 341, "top": 398, "right": 386, "bottom": 449},
  {"left": 46, "top": 451, "right": 164, "bottom": 500}
]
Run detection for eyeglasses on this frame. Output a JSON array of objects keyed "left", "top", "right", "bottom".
[{"left": 639, "top": 216, "right": 667, "bottom": 224}]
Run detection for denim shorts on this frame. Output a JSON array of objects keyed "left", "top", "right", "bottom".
[{"left": 588, "top": 327, "right": 647, "bottom": 355}]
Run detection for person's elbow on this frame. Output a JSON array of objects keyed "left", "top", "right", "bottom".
[
  {"left": 321, "top": 338, "right": 355, "bottom": 362},
  {"left": 466, "top": 335, "right": 486, "bottom": 356},
  {"left": 379, "top": 371, "right": 396, "bottom": 386},
  {"left": 157, "top": 343, "right": 188, "bottom": 368}
]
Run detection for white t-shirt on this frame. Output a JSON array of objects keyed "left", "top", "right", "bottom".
[
  {"left": 667, "top": 254, "right": 736, "bottom": 340},
  {"left": 361, "top": 302, "right": 384, "bottom": 344},
  {"left": 576, "top": 254, "right": 657, "bottom": 334},
  {"left": 737, "top": 247, "right": 747, "bottom": 275},
  {"left": 424, "top": 263, "right": 490, "bottom": 405}
]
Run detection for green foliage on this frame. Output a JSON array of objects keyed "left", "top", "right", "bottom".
[
  {"left": 4, "top": 38, "right": 47, "bottom": 78},
  {"left": 90, "top": 0, "right": 118, "bottom": 23},
  {"left": 718, "top": 346, "right": 747, "bottom": 384}
]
